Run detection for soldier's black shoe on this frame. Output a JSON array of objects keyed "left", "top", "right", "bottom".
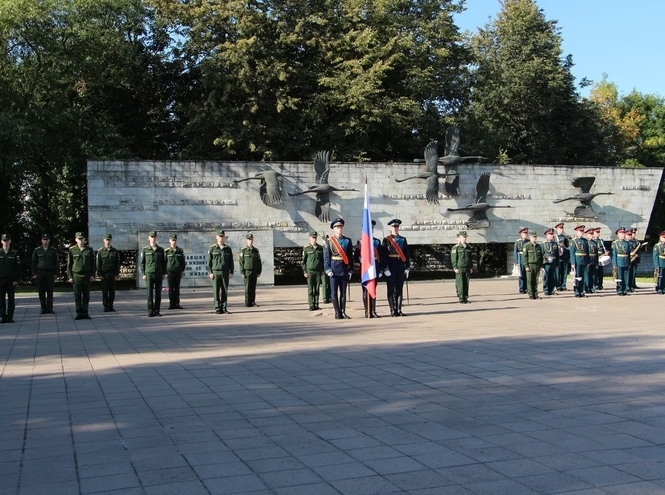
[
  {"left": 48, "top": 309, "right": 56, "bottom": 314},
  {"left": 341, "top": 313, "right": 351, "bottom": 319},
  {"left": 244, "top": 303, "right": 250, "bottom": 307},
  {"left": 314, "top": 305, "right": 320, "bottom": 310},
  {"left": 323, "top": 299, "right": 332, "bottom": 304},
  {"left": 175, "top": 305, "right": 182, "bottom": 309},
  {"left": 7, "top": 318, "right": 14, "bottom": 323},
  {"left": 215, "top": 309, "right": 222, "bottom": 314},
  {"left": 0, "top": 317, "right": 6, "bottom": 324},
  {"left": 75, "top": 314, "right": 83, "bottom": 320},
  {"left": 83, "top": 314, "right": 92, "bottom": 320},
  {"left": 103, "top": 308, "right": 110, "bottom": 312},
  {"left": 250, "top": 303, "right": 258, "bottom": 307},
  {"left": 459, "top": 299, "right": 465, "bottom": 304},
  {"left": 148, "top": 312, "right": 155, "bottom": 317},
  {"left": 109, "top": 308, "right": 116, "bottom": 312},
  {"left": 40, "top": 309, "right": 47, "bottom": 314},
  {"left": 529, "top": 295, "right": 535, "bottom": 299},
  {"left": 155, "top": 312, "right": 162, "bottom": 317},
  {"left": 309, "top": 307, "right": 316, "bottom": 311},
  {"left": 334, "top": 313, "right": 341, "bottom": 319}
]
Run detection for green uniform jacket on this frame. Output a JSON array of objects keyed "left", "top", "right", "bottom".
[
  {"left": 97, "top": 246, "right": 120, "bottom": 276},
  {"left": 302, "top": 244, "right": 324, "bottom": 273},
  {"left": 32, "top": 246, "right": 59, "bottom": 274},
  {"left": 523, "top": 242, "right": 544, "bottom": 268},
  {"left": 207, "top": 244, "right": 234, "bottom": 274},
  {"left": 140, "top": 245, "right": 166, "bottom": 275},
  {"left": 239, "top": 246, "right": 261, "bottom": 276},
  {"left": 165, "top": 246, "right": 186, "bottom": 274},
  {"left": 0, "top": 248, "right": 21, "bottom": 281},
  {"left": 67, "top": 245, "right": 95, "bottom": 278},
  {"left": 450, "top": 243, "right": 472, "bottom": 270}
]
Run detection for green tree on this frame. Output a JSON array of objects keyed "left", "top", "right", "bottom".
[
  {"left": 151, "top": 0, "right": 472, "bottom": 161},
  {"left": 462, "top": 0, "right": 598, "bottom": 164},
  {"left": 0, "top": 0, "right": 178, "bottom": 242}
]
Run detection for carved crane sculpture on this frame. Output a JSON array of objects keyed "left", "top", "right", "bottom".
[
  {"left": 234, "top": 169, "right": 295, "bottom": 207},
  {"left": 395, "top": 141, "right": 451, "bottom": 205},
  {"left": 552, "top": 176, "right": 612, "bottom": 219},
  {"left": 440, "top": 125, "right": 486, "bottom": 197},
  {"left": 398, "top": 125, "right": 486, "bottom": 202},
  {"left": 288, "top": 150, "right": 358, "bottom": 223},
  {"left": 446, "top": 172, "right": 511, "bottom": 229}
]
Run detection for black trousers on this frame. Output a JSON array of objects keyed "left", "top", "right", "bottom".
[
  {"left": 167, "top": 272, "right": 182, "bottom": 307},
  {"left": 100, "top": 272, "right": 116, "bottom": 309},
  {"left": 145, "top": 273, "right": 163, "bottom": 313},
  {"left": 37, "top": 270, "right": 55, "bottom": 311},
  {"left": 0, "top": 278, "right": 16, "bottom": 318}
]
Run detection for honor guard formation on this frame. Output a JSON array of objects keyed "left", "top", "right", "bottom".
[{"left": 0, "top": 223, "right": 662, "bottom": 324}]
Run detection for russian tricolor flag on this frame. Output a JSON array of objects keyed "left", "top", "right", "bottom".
[{"left": 361, "top": 179, "right": 377, "bottom": 299}]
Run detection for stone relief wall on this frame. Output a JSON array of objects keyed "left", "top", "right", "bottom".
[{"left": 88, "top": 160, "right": 663, "bottom": 286}]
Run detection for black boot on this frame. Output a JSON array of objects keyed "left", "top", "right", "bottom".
[
  {"left": 396, "top": 295, "right": 405, "bottom": 316},
  {"left": 363, "top": 294, "right": 369, "bottom": 318},
  {"left": 388, "top": 296, "right": 396, "bottom": 317},
  {"left": 370, "top": 298, "right": 379, "bottom": 318},
  {"left": 332, "top": 298, "right": 341, "bottom": 319},
  {"left": 340, "top": 292, "right": 350, "bottom": 319}
]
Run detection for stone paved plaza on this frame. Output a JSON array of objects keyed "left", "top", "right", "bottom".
[{"left": 1, "top": 279, "right": 665, "bottom": 495}]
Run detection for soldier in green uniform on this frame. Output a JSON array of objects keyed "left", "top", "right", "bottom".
[
  {"left": 140, "top": 231, "right": 166, "bottom": 317},
  {"left": 239, "top": 233, "right": 262, "bottom": 307},
  {"left": 31, "top": 233, "right": 59, "bottom": 314},
  {"left": 165, "top": 234, "right": 186, "bottom": 310},
  {"left": 302, "top": 231, "right": 324, "bottom": 311},
  {"left": 450, "top": 231, "right": 473, "bottom": 304},
  {"left": 523, "top": 231, "right": 544, "bottom": 300},
  {"left": 0, "top": 234, "right": 21, "bottom": 324},
  {"left": 513, "top": 227, "right": 529, "bottom": 294},
  {"left": 207, "top": 229, "right": 234, "bottom": 314},
  {"left": 96, "top": 233, "right": 120, "bottom": 312},
  {"left": 67, "top": 232, "right": 95, "bottom": 320}
]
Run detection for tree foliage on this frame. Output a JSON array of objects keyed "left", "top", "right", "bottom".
[
  {"left": 150, "top": 0, "right": 472, "bottom": 161},
  {"left": 461, "top": 0, "right": 601, "bottom": 165},
  {"left": 0, "top": 0, "right": 178, "bottom": 243}
]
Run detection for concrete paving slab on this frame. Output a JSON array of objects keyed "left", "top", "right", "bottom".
[{"left": 1, "top": 279, "right": 664, "bottom": 494}]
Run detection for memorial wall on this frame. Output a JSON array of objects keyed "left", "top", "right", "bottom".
[{"left": 87, "top": 160, "right": 663, "bottom": 286}]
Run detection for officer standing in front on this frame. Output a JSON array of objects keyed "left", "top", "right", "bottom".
[
  {"left": 383, "top": 219, "right": 409, "bottom": 316},
  {"left": 554, "top": 222, "right": 571, "bottom": 291},
  {"left": 31, "top": 233, "right": 59, "bottom": 314},
  {"left": 67, "top": 232, "right": 95, "bottom": 320},
  {"left": 523, "top": 231, "right": 544, "bottom": 300},
  {"left": 513, "top": 227, "right": 529, "bottom": 294},
  {"left": 652, "top": 230, "right": 665, "bottom": 294},
  {"left": 96, "top": 233, "right": 120, "bottom": 312},
  {"left": 0, "top": 234, "right": 21, "bottom": 324},
  {"left": 302, "top": 231, "right": 324, "bottom": 311},
  {"left": 239, "top": 233, "right": 262, "bottom": 307},
  {"left": 323, "top": 218, "right": 354, "bottom": 319},
  {"left": 542, "top": 229, "right": 560, "bottom": 296},
  {"left": 593, "top": 227, "right": 606, "bottom": 290},
  {"left": 626, "top": 228, "right": 640, "bottom": 291},
  {"left": 207, "top": 229, "right": 234, "bottom": 314},
  {"left": 140, "top": 231, "right": 166, "bottom": 317},
  {"left": 569, "top": 225, "right": 590, "bottom": 298},
  {"left": 451, "top": 231, "right": 473, "bottom": 304},
  {"left": 321, "top": 234, "right": 332, "bottom": 304},
  {"left": 611, "top": 227, "right": 631, "bottom": 296},
  {"left": 165, "top": 234, "right": 186, "bottom": 310},
  {"left": 354, "top": 220, "right": 385, "bottom": 318},
  {"left": 584, "top": 228, "right": 598, "bottom": 294}
]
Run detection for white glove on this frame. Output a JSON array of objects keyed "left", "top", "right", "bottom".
[
  {"left": 348, "top": 273, "right": 352, "bottom": 281},
  {"left": 384, "top": 268, "right": 392, "bottom": 277},
  {"left": 325, "top": 270, "right": 333, "bottom": 277},
  {"left": 378, "top": 271, "right": 383, "bottom": 279},
  {"left": 404, "top": 269, "right": 410, "bottom": 279}
]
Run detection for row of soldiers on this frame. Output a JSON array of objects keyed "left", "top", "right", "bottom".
[
  {"left": 0, "top": 232, "right": 120, "bottom": 322},
  {"left": 301, "top": 218, "right": 476, "bottom": 318},
  {"left": 139, "top": 230, "right": 262, "bottom": 317},
  {"left": 514, "top": 222, "right": 664, "bottom": 299}
]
